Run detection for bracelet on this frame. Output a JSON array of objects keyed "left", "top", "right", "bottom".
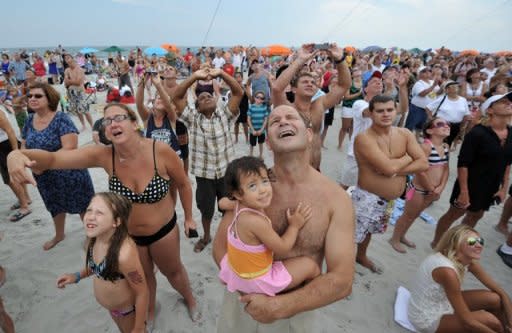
[
  {"left": 74, "top": 271, "right": 81, "bottom": 284},
  {"left": 334, "top": 54, "right": 346, "bottom": 65}
]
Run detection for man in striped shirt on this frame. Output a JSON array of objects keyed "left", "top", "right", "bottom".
[{"left": 174, "top": 67, "right": 243, "bottom": 253}]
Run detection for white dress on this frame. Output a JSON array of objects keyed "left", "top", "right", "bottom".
[{"left": 408, "top": 253, "right": 462, "bottom": 333}]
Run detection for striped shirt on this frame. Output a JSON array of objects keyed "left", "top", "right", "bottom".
[
  {"left": 179, "top": 104, "right": 237, "bottom": 179},
  {"left": 247, "top": 104, "right": 269, "bottom": 131}
]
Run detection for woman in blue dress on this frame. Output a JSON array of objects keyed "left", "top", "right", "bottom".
[{"left": 22, "top": 82, "right": 94, "bottom": 250}]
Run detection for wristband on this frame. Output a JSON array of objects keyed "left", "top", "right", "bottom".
[
  {"left": 334, "top": 54, "right": 346, "bottom": 64},
  {"left": 74, "top": 271, "right": 81, "bottom": 284}
]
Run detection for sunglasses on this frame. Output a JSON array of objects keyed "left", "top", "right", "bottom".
[
  {"left": 101, "top": 114, "right": 131, "bottom": 126},
  {"left": 255, "top": 96, "right": 265, "bottom": 100},
  {"left": 431, "top": 121, "right": 450, "bottom": 128},
  {"left": 467, "top": 237, "right": 484, "bottom": 247},
  {"left": 27, "top": 93, "right": 44, "bottom": 99}
]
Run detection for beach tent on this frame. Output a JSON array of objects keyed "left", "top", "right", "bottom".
[
  {"left": 161, "top": 44, "right": 180, "bottom": 54},
  {"left": 460, "top": 49, "right": 479, "bottom": 56},
  {"left": 260, "top": 45, "right": 292, "bottom": 57},
  {"left": 144, "top": 47, "right": 168, "bottom": 56},
  {"left": 102, "top": 46, "right": 125, "bottom": 53},
  {"left": 79, "top": 47, "right": 98, "bottom": 54}
]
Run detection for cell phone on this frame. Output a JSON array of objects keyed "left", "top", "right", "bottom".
[
  {"left": 187, "top": 228, "right": 199, "bottom": 238},
  {"left": 313, "top": 43, "right": 330, "bottom": 50}
]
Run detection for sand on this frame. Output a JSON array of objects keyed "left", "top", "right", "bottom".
[{"left": 1, "top": 84, "right": 511, "bottom": 333}]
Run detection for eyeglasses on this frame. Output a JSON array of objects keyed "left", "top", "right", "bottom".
[
  {"left": 101, "top": 114, "right": 131, "bottom": 126},
  {"left": 27, "top": 93, "right": 44, "bottom": 99},
  {"left": 467, "top": 237, "right": 484, "bottom": 247},
  {"left": 255, "top": 96, "right": 265, "bottom": 100},
  {"left": 431, "top": 121, "right": 450, "bottom": 128}
]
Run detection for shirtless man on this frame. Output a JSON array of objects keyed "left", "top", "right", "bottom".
[
  {"left": 272, "top": 44, "right": 351, "bottom": 170},
  {"left": 353, "top": 95, "right": 428, "bottom": 273},
  {"left": 116, "top": 56, "right": 133, "bottom": 93},
  {"left": 213, "top": 105, "right": 355, "bottom": 332},
  {"left": 64, "top": 54, "right": 93, "bottom": 132}
]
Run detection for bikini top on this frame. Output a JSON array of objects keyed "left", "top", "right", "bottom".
[
  {"left": 227, "top": 205, "right": 273, "bottom": 279},
  {"left": 425, "top": 139, "right": 449, "bottom": 166},
  {"left": 87, "top": 241, "right": 125, "bottom": 281},
  {"left": 109, "top": 140, "right": 170, "bottom": 204}
]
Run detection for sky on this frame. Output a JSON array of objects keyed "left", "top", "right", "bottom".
[{"left": 4, "top": 0, "right": 512, "bottom": 52}]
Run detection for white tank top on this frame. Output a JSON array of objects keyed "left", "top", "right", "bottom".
[
  {"left": 0, "top": 105, "right": 20, "bottom": 143},
  {"left": 466, "top": 81, "right": 483, "bottom": 107}
]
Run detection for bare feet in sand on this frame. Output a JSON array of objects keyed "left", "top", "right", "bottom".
[
  {"left": 356, "top": 257, "right": 383, "bottom": 274},
  {"left": 495, "top": 224, "right": 509, "bottom": 236},
  {"left": 43, "top": 236, "right": 65, "bottom": 251},
  {"left": 388, "top": 239, "right": 406, "bottom": 253}
]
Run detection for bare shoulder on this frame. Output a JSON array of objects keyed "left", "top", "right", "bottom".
[
  {"left": 395, "top": 127, "right": 414, "bottom": 138},
  {"left": 316, "top": 172, "right": 351, "bottom": 209},
  {"left": 118, "top": 238, "right": 139, "bottom": 266}
]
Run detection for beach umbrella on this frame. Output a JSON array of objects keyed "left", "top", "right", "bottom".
[
  {"left": 344, "top": 45, "right": 356, "bottom": 53},
  {"left": 460, "top": 49, "right": 479, "bottom": 56},
  {"left": 79, "top": 47, "right": 98, "bottom": 54},
  {"left": 102, "top": 46, "right": 125, "bottom": 53},
  {"left": 494, "top": 50, "right": 512, "bottom": 57},
  {"left": 144, "top": 47, "right": 168, "bottom": 56},
  {"left": 161, "top": 43, "right": 180, "bottom": 54},
  {"left": 409, "top": 47, "right": 423, "bottom": 54},
  {"left": 260, "top": 45, "right": 292, "bottom": 57},
  {"left": 362, "top": 45, "right": 383, "bottom": 53}
]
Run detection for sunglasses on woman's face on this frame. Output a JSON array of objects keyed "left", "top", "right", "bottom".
[
  {"left": 432, "top": 121, "right": 449, "bottom": 128},
  {"left": 27, "top": 93, "right": 44, "bottom": 99},
  {"left": 467, "top": 237, "right": 484, "bottom": 247},
  {"left": 255, "top": 96, "right": 265, "bottom": 100}
]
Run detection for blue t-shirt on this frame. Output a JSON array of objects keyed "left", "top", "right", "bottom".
[{"left": 247, "top": 104, "right": 269, "bottom": 132}]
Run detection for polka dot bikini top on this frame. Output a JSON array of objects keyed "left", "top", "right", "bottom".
[{"left": 109, "top": 140, "right": 170, "bottom": 204}]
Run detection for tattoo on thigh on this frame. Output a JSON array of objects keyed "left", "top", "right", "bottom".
[{"left": 127, "top": 271, "right": 144, "bottom": 284}]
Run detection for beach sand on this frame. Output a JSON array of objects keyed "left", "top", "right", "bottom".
[{"left": 1, "top": 86, "right": 511, "bottom": 332}]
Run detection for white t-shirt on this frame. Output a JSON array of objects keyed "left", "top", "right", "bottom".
[
  {"left": 232, "top": 53, "right": 242, "bottom": 69},
  {"left": 0, "top": 105, "right": 20, "bottom": 142},
  {"left": 347, "top": 99, "right": 372, "bottom": 157},
  {"left": 371, "top": 64, "right": 385, "bottom": 73},
  {"left": 212, "top": 57, "right": 226, "bottom": 69},
  {"left": 426, "top": 96, "right": 470, "bottom": 123},
  {"left": 411, "top": 80, "right": 439, "bottom": 108},
  {"left": 480, "top": 68, "right": 497, "bottom": 85}
]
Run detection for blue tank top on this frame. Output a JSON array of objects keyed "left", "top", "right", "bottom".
[
  {"left": 250, "top": 74, "right": 270, "bottom": 100},
  {"left": 145, "top": 114, "right": 181, "bottom": 158}
]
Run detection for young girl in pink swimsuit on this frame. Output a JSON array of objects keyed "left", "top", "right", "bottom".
[{"left": 218, "top": 156, "right": 320, "bottom": 296}]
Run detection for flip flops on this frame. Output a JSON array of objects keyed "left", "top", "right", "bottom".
[
  {"left": 9, "top": 210, "right": 32, "bottom": 222},
  {"left": 497, "top": 246, "right": 512, "bottom": 269},
  {"left": 193, "top": 238, "right": 211, "bottom": 253}
]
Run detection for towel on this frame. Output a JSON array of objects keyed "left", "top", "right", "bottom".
[
  {"left": 389, "top": 198, "right": 437, "bottom": 225},
  {"left": 394, "top": 286, "right": 417, "bottom": 332}
]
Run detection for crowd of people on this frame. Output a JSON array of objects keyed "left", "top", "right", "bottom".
[{"left": 1, "top": 43, "right": 512, "bottom": 332}]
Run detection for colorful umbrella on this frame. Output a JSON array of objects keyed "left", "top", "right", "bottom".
[
  {"left": 459, "top": 49, "right": 479, "bottom": 56},
  {"left": 260, "top": 45, "right": 292, "bottom": 57},
  {"left": 102, "top": 46, "right": 125, "bottom": 53},
  {"left": 344, "top": 46, "right": 356, "bottom": 53},
  {"left": 161, "top": 44, "right": 180, "bottom": 54},
  {"left": 144, "top": 47, "right": 168, "bottom": 56},
  {"left": 494, "top": 50, "right": 512, "bottom": 57},
  {"left": 362, "top": 45, "right": 384, "bottom": 53},
  {"left": 79, "top": 47, "right": 98, "bottom": 54}
]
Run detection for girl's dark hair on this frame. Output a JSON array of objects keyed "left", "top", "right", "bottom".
[
  {"left": 85, "top": 192, "right": 132, "bottom": 282},
  {"left": 466, "top": 68, "right": 479, "bottom": 84},
  {"left": 225, "top": 156, "right": 268, "bottom": 198},
  {"left": 422, "top": 117, "right": 442, "bottom": 139}
]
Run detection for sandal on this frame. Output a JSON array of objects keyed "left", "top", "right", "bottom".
[
  {"left": 10, "top": 210, "right": 32, "bottom": 222},
  {"left": 10, "top": 201, "right": 32, "bottom": 211},
  {"left": 193, "top": 238, "right": 211, "bottom": 253}
]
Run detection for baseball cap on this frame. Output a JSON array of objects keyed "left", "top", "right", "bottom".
[
  {"left": 481, "top": 92, "right": 512, "bottom": 114},
  {"left": 363, "top": 70, "right": 382, "bottom": 88}
]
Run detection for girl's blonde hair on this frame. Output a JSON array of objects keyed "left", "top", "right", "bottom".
[{"left": 434, "top": 224, "right": 477, "bottom": 279}]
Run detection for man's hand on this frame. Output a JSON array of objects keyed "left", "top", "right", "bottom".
[
  {"left": 396, "top": 72, "right": 409, "bottom": 88},
  {"left": 209, "top": 68, "right": 223, "bottom": 78},
  {"left": 193, "top": 68, "right": 210, "bottom": 81},
  {"left": 296, "top": 45, "right": 316, "bottom": 61},
  {"left": 327, "top": 43, "right": 344, "bottom": 61},
  {"left": 239, "top": 293, "right": 281, "bottom": 323}
]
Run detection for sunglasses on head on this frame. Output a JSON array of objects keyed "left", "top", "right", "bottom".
[
  {"left": 27, "top": 93, "right": 44, "bottom": 99},
  {"left": 467, "top": 237, "right": 484, "bottom": 246},
  {"left": 431, "top": 121, "right": 449, "bottom": 128}
]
